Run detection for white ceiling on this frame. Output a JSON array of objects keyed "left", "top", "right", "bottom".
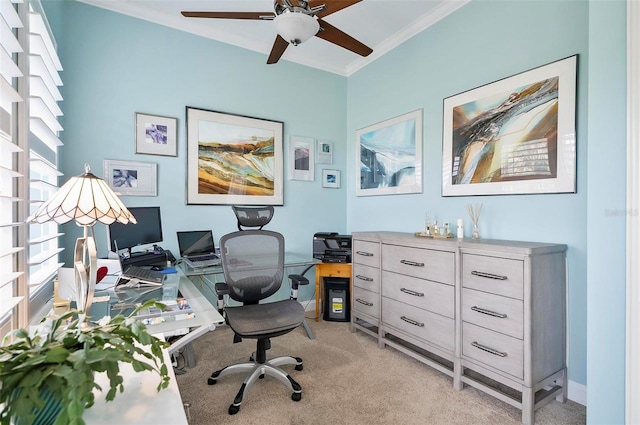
[{"left": 77, "top": 0, "right": 470, "bottom": 76}]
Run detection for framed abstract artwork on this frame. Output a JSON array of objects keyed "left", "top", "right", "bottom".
[
  {"left": 356, "top": 109, "right": 423, "bottom": 196},
  {"left": 186, "top": 106, "right": 284, "bottom": 205},
  {"left": 322, "top": 169, "right": 340, "bottom": 188},
  {"left": 442, "top": 55, "right": 577, "bottom": 196},
  {"left": 316, "top": 140, "right": 333, "bottom": 164},
  {"left": 103, "top": 159, "right": 157, "bottom": 196},
  {"left": 134, "top": 113, "right": 177, "bottom": 157},
  {"left": 289, "top": 135, "right": 314, "bottom": 181}
]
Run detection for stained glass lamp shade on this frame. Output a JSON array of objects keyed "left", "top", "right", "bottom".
[{"left": 27, "top": 164, "right": 136, "bottom": 314}]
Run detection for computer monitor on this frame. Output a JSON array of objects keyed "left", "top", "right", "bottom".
[{"left": 107, "top": 206, "right": 163, "bottom": 254}]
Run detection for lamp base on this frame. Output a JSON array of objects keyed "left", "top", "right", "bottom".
[{"left": 73, "top": 235, "right": 97, "bottom": 314}]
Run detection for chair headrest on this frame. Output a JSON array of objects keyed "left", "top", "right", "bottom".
[{"left": 232, "top": 206, "right": 274, "bottom": 230}]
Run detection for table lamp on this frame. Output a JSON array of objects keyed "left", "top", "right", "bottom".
[{"left": 27, "top": 164, "right": 136, "bottom": 314}]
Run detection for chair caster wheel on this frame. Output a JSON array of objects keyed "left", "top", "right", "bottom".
[
  {"left": 295, "top": 364, "right": 303, "bottom": 371},
  {"left": 292, "top": 392, "right": 302, "bottom": 402},
  {"left": 229, "top": 405, "right": 240, "bottom": 415}
]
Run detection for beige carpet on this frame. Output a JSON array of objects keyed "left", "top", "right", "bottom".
[{"left": 175, "top": 319, "right": 586, "bottom": 425}]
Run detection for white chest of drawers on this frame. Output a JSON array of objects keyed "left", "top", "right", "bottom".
[{"left": 350, "top": 232, "right": 567, "bottom": 425}]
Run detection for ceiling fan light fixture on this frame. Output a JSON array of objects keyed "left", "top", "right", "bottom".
[{"left": 274, "top": 12, "right": 319, "bottom": 46}]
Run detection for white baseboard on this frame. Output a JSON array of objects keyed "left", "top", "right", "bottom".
[{"left": 568, "top": 380, "right": 586, "bottom": 406}]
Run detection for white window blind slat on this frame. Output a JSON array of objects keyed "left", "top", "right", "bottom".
[
  {"left": 29, "top": 97, "right": 62, "bottom": 132},
  {"left": 0, "top": 297, "right": 23, "bottom": 318},
  {"left": 29, "top": 117, "right": 62, "bottom": 150},
  {"left": 0, "top": 272, "right": 23, "bottom": 290},
  {"left": 1, "top": 45, "right": 23, "bottom": 80},
  {"left": 0, "top": 0, "right": 22, "bottom": 29},
  {"left": 28, "top": 33, "right": 61, "bottom": 86},
  {"left": 29, "top": 76, "right": 61, "bottom": 115},
  {"left": 0, "top": 12, "right": 23, "bottom": 54}
]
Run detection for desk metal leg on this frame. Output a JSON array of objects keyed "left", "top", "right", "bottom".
[{"left": 301, "top": 318, "right": 315, "bottom": 339}]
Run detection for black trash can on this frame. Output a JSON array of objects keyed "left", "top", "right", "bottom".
[{"left": 323, "top": 277, "right": 350, "bottom": 322}]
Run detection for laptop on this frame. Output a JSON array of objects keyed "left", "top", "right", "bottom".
[{"left": 177, "top": 230, "right": 221, "bottom": 268}]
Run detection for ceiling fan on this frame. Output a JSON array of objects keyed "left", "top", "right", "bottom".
[{"left": 181, "top": 0, "right": 373, "bottom": 64}]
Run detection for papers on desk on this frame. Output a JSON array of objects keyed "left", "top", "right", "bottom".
[{"left": 137, "top": 297, "right": 195, "bottom": 326}]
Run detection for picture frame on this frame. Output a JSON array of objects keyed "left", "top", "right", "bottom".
[
  {"left": 135, "top": 113, "right": 177, "bottom": 157},
  {"left": 316, "top": 140, "right": 333, "bottom": 164},
  {"left": 186, "top": 106, "right": 284, "bottom": 205},
  {"left": 322, "top": 169, "right": 340, "bottom": 188},
  {"left": 289, "top": 136, "right": 314, "bottom": 181},
  {"left": 103, "top": 159, "right": 157, "bottom": 196},
  {"left": 356, "top": 109, "right": 423, "bottom": 197},
  {"left": 442, "top": 55, "right": 577, "bottom": 196}
]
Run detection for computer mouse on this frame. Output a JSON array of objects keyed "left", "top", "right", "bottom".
[{"left": 150, "top": 266, "right": 163, "bottom": 271}]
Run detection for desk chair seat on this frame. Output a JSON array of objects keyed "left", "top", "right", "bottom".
[{"left": 208, "top": 228, "right": 308, "bottom": 415}]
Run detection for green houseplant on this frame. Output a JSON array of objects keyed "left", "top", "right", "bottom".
[{"left": 0, "top": 300, "right": 171, "bottom": 425}]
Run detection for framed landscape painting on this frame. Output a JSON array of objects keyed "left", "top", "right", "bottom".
[
  {"left": 356, "top": 109, "right": 423, "bottom": 197},
  {"left": 442, "top": 55, "right": 577, "bottom": 196},
  {"left": 186, "top": 107, "right": 283, "bottom": 205}
]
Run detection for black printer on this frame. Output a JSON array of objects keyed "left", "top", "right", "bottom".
[{"left": 313, "top": 232, "right": 352, "bottom": 263}]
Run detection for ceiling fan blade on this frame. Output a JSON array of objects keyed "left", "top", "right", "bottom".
[
  {"left": 181, "top": 11, "right": 274, "bottom": 20},
  {"left": 309, "top": 0, "right": 361, "bottom": 18},
  {"left": 316, "top": 19, "right": 372, "bottom": 57},
  {"left": 267, "top": 35, "right": 290, "bottom": 64}
]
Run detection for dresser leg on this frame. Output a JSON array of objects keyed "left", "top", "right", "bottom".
[
  {"left": 452, "top": 360, "right": 463, "bottom": 391},
  {"left": 522, "top": 386, "right": 534, "bottom": 425},
  {"left": 556, "top": 368, "right": 568, "bottom": 403}
]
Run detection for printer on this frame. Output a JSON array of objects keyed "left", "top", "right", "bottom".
[{"left": 313, "top": 232, "right": 352, "bottom": 263}]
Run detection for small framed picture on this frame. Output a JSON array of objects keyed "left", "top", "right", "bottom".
[
  {"left": 135, "top": 112, "right": 178, "bottom": 157},
  {"left": 322, "top": 169, "right": 340, "bottom": 188},
  {"left": 289, "top": 135, "right": 314, "bottom": 181},
  {"left": 103, "top": 159, "right": 157, "bottom": 196},
  {"left": 316, "top": 140, "right": 333, "bottom": 164}
]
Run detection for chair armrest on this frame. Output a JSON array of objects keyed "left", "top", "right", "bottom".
[
  {"left": 288, "top": 274, "right": 309, "bottom": 289},
  {"left": 214, "top": 283, "right": 229, "bottom": 315},
  {"left": 288, "top": 274, "right": 308, "bottom": 301},
  {"left": 215, "top": 282, "right": 230, "bottom": 295}
]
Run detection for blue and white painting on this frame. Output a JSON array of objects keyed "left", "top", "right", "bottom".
[{"left": 357, "top": 109, "right": 423, "bottom": 196}]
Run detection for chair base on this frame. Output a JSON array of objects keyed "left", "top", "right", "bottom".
[{"left": 208, "top": 355, "right": 303, "bottom": 415}]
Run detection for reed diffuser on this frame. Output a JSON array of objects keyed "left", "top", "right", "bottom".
[{"left": 465, "top": 203, "right": 483, "bottom": 239}]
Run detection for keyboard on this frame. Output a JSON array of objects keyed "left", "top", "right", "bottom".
[
  {"left": 120, "top": 265, "right": 164, "bottom": 285},
  {"left": 188, "top": 254, "right": 218, "bottom": 262}
]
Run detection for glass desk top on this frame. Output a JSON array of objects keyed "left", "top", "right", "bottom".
[
  {"left": 106, "top": 270, "right": 224, "bottom": 335},
  {"left": 178, "top": 252, "right": 316, "bottom": 276}
]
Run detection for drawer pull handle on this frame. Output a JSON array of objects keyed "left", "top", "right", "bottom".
[
  {"left": 471, "top": 341, "right": 507, "bottom": 357},
  {"left": 400, "top": 288, "right": 424, "bottom": 297},
  {"left": 471, "top": 270, "right": 508, "bottom": 280},
  {"left": 356, "top": 251, "right": 374, "bottom": 257},
  {"left": 400, "top": 260, "right": 425, "bottom": 267},
  {"left": 400, "top": 316, "right": 424, "bottom": 327},
  {"left": 471, "top": 306, "right": 507, "bottom": 318},
  {"left": 355, "top": 298, "right": 373, "bottom": 307},
  {"left": 356, "top": 274, "right": 373, "bottom": 282}
]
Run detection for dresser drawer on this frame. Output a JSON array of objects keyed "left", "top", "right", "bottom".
[
  {"left": 382, "top": 244, "right": 455, "bottom": 285},
  {"left": 353, "top": 263, "right": 380, "bottom": 293},
  {"left": 462, "top": 288, "right": 523, "bottom": 339},
  {"left": 462, "top": 322, "right": 524, "bottom": 380},
  {"left": 382, "top": 297, "right": 454, "bottom": 352},
  {"left": 352, "top": 287, "right": 379, "bottom": 319},
  {"left": 353, "top": 240, "right": 381, "bottom": 268},
  {"left": 462, "top": 254, "right": 524, "bottom": 299},
  {"left": 382, "top": 270, "right": 454, "bottom": 319}
]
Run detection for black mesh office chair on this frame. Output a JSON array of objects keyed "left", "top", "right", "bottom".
[{"left": 209, "top": 206, "right": 308, "bottom": 415}]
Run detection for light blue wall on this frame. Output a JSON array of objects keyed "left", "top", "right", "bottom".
[
  {"left": 44, "top": 0, "right": 631, "bottom": 422},
  {"left": 45, "top": 1, "right": 348, "bottom": 301},
  {"left": 347, "top": 0, "right": 589, "bottom": 390},
  {"left": 586, "top": 1, "right": 627, "bottom": 423}
]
